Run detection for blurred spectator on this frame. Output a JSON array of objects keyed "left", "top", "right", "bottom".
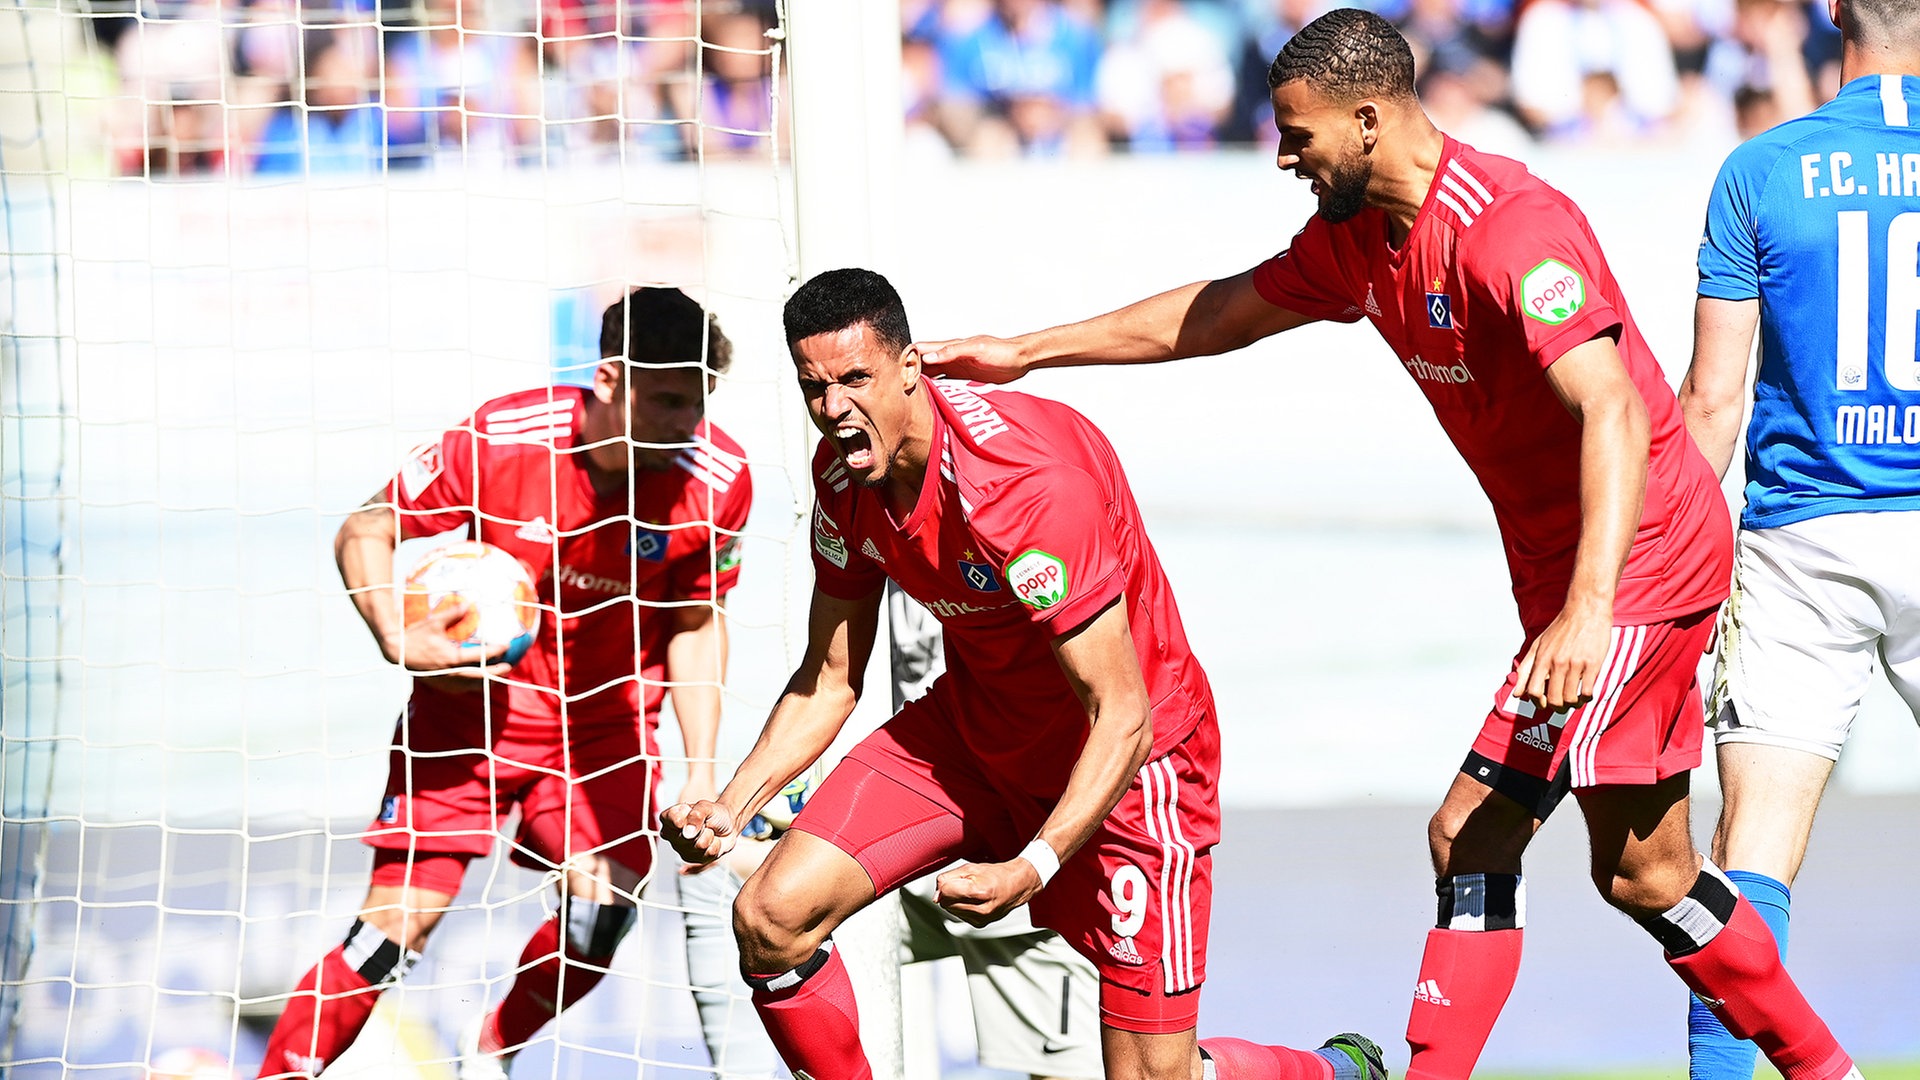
[
  {"left": 383, "top": 0, "right": 541, "bottom": 167},
  {"left": 89, "top": 0, "right": 1873, "bottom": 172},
  {"left": 251, "top": 27, "right": 387, "bottom": 175},
  {"left": 690, "top": 5, "right": 780, "bottom": 159},
  {"left": 1097, "top": 0, "right": 1238, "bottom": 150},
  {"left": 1419, "top": 54, "right": 1532, "bottom": 156},
  {"left": 1704, "top": 0, "right": 1815, "bottom": 136},
  {"left": 1403, "top": 0, "right": 1516, "bottom": 143},
  {"left": 902, "top": 31, "right": 957, "bottom": 158},
  {"left": 1799, "top": 0, "right": 1841, "bottom": 98},
  {"left": 933, "top": 0, "right": 1106, "bottom": 156},
  {"left": 1509, "top": 0, "right": 1681, "bottom": 140},
  {"left": 1225, "top": 0, "right": 1324, "bottom": 142},
  {"left": 111, "top": 0, "right": 228, "bottom": 175}
]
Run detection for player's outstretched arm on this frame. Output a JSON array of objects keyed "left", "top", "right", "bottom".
[
  {"left": 662, "top": 584, "right": 882, "bottom": 866},
  {"left": 334, "top": 490, "right": 509, "bottom": 679},
  {"left": 666, "top": 601, "right": 728, "bottom": 806},
  {"left": 1518, "top": 337, "right": 1650, "bottom": 713},
  {"left": 936, "top": 596, "right": 1151, "bottom": 926},
  {"left": 916, "top": 269, "right": 1315, "bottom": 383},
  {"left": 1678, "top": 296, "right": 1760, "bottom": 481}
]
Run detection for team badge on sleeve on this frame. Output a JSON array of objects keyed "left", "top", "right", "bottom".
[
  {"left": 812, "top": 505, "right": 849, "bottom": 569},
  {"left": 1520, "top": 259, "right": 1586, "bottom": 325},
  {"left": 1007, "top": 549, "right": 1069, "bottom": 609},
  {"left": 716, "top": 535, "right": 742, "bottom": 573}
]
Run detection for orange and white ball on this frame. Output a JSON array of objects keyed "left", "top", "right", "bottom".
[{"left": 403, "top": 541, "right": 540, "bottom": 664}]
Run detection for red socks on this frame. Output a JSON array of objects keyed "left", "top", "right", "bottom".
[
  {"left": 256, "top": 947, "right": 380, "bottom": 1079},
  {"left": 749, "top": 945, "right": 873, "bottom": 1080},
  {"left": 1668, "top": 897, "right": 1854, "bottom": 1080},
  {"left": 1199, "top": 1038, "right": 1336, "bottom": 1079},
  {"left": 1405, "top": 927, "right": 1523, "bottom": 1080},
  {"left": 491, "top": 913, "right": 616, "bottom": 1050}
]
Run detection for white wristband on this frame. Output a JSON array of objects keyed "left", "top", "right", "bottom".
[{"left": 1017, "top": 838, "right": 1060, "bottom": 888}]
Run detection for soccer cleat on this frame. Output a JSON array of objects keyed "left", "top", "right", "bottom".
[
  {"left": 1320, "top": 1032, "right": 1388, "bottom": 1080},
  {"left": 457, "top": 1011, "right": 515, "bottom": 1080}
]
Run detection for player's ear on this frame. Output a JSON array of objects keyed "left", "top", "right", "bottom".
[
  {"left": 592, "top": 359, "right": 623, "bottom": 404},
  {"left": 1356, "top": 99, "right": 1381, "bottom": 150},
  {"left": 899, "top": 344, "right": 922, "bottom": 391}
]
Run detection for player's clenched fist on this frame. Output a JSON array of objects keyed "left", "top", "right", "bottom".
[
  {"left": 933, "top": 859, "right": 1042, "bottom": 928},
  {"left": 661, "top": 801, "right": 738, "bottom": 865}
]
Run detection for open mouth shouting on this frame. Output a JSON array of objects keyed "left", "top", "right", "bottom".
[{"left": 835, "top": 423, "right": 876, "bottom": 473}]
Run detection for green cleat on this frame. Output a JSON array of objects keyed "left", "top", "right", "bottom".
[{"left": 1319, "top": 1032, "right": 1388, "bottom": 1080}]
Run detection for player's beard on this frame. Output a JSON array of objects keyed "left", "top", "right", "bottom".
[{"left": 1316, "top": 151, "right": 1372, "bottom": 224}]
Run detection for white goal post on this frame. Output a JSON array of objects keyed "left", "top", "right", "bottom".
[{"left": 0, "top": 0, "right": 916, "bottom": 1076}]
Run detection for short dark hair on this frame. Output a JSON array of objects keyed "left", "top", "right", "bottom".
[
  {"left": 1267, "top": 8, "right": 1417, "bottom": 103},
  {"left": 599, "top": 286, "right": 733, "bottom": 375},
  {"left": 1836, "top": 0, "right": 1920, "bottom": 49},
  {"left": 783, "top": 268, "right": 912, "bottom": 356}
]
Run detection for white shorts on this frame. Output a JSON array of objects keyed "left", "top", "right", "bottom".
[
  {"left": 899, "top": 874, "right": 1102, "bottom": 1080},
  {"left": 1711, "top": 511, "right": 1920, "bottom": 758}
]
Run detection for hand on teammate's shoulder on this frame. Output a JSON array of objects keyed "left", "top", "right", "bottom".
[{"left": 914, "top": 336, "right": 1029, "bottom": 385}]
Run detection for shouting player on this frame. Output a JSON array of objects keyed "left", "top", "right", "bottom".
[
  {"left": 919, "top": 11, "right": 1864, "bottom": 1079},
  {"left": 663, "top": 268, "right": 1382, "bottom": 1080},
  {"left": 1676, "top": 1, "right": 1920, "bottom": 1075},
  {"left": 256, "top": 287, "right": 752, "bottom": 1079}
]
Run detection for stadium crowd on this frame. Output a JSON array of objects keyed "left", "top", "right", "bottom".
[{"left": 90, "top": 0, "right": 1845, "bottom": 177}]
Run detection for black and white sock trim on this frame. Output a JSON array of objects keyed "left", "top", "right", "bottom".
[
  {"left": 1640, "top": 861, "right": 1740, "bottom": 958},
  {"left": 743, "top": 939, "right": 835, "bottom": 993},
  {"left": 341, "top": 919, "right": 421, "bottom": 986},
  {"left": 1436, "top": 873, "right": 1525, "bottom": 931}
]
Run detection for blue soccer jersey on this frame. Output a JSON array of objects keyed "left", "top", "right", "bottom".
[{"left": 1698, "top": 73, "right": 1920, "bottom": 529}]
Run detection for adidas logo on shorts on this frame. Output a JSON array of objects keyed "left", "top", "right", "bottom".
[
  {"left": 1513, "top": 722, "right": 1556, "bottom": 752},
  {"left": 1108, "top": 937, "right": 1145, "bottom": 965}
]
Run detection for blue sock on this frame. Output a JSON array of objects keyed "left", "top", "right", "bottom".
[{"left": 1686, "top": 870, "right": 1791, "bottom": 1080}]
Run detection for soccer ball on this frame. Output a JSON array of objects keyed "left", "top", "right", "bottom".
[
  {"left": 740, "top": 770, "right": 814, "bottom": 840},
  {"left": 402, "top": 540, "right": 541, "bottom": 664}
]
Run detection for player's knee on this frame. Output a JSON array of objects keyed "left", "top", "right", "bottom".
[
  {"left": 1592, "top": 855, "right": 1696, "bottom": 919},
  {"left": 730, "top": 874, "right": 825, "bottom": 972},
  {"left": 1428, "top": 798, "right": 1528, "bottom": 877},
  {"left": 357, "top": 902, "right": 441, "bottom": 952}
]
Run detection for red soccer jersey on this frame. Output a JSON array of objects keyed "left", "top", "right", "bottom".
[
  {"left": 1252, "top": 137, "right": 1730, "bottom": 630},
  {"left": 389, "top": 386, "right": 752, "bottom": 742},
  {"left": 809, "top": 379, "right": 1216, "bottom": 799}
]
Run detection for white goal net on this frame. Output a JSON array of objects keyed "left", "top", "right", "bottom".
[{"left": 0, "top": 0, "right": 866, "bottom": 1075}]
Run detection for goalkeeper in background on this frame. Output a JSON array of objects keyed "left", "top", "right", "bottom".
[{"left": 255, "top": 287, "right": 753, "bottom": 1080}]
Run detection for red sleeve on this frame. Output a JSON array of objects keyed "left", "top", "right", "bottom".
[
  {"left": 388, "top": 422, "right": 476, "bottom": 539},
  {"left": 809, "top": 498, "right": 886, "bottom": 599},
  {"left": 1250, "top": 216, "right": 1366, "bottom": 324},
  {"left": 1460, "top": 194, "right": 1624, "bottom": 369},
  {"left": 669, "top": 461, "right": 754, "bottom": 601},
  {"left": 979, "top": 467, "right": 1125, "bottom": 637}
]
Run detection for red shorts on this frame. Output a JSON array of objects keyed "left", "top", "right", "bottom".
[
  {"left": 364, "top": 702, "right": 659, "bottom": 879},
  {"left": 794, "top": 694, "right": 1220, "bottom": 1034},
  {"left": 1468, "top": 607, "right": 1716, "bottom": 816}
]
